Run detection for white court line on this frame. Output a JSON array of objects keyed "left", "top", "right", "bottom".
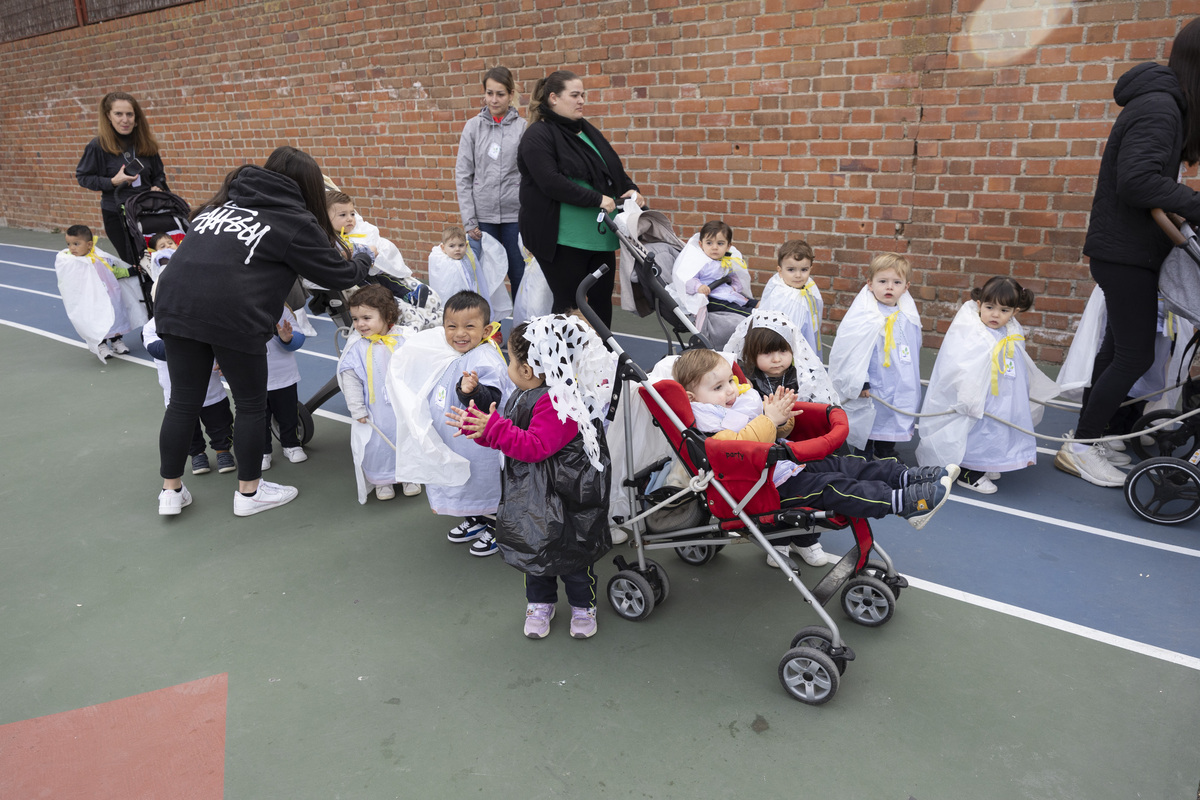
[
  {"left": 0, "top": 242, "right": 60, "bottom": 253},
  {"left": 907, "top": 576, "right": 1200, "bottom": 672},
  {"left": 948, "top": 493, "right": 1200, "bottom": 558},
  {"left": 0, "top": 282, "right": 61, "bottom": 299},
  {"left": 0, "top": 259, "right": 54, "bottom": 271},
  {"left": 3, "top": 313, "right": 1199, "bottom": 671}
]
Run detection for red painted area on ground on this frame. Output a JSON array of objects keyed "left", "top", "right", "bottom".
[{"left": 0, "top": 673, "right": 226, "bottom": 800}]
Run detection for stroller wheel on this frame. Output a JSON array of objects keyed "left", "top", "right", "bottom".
[
  {"left": 271, "top": 403, "right": 316, "bottom": 446},
  {"left": 607, "top": 570, "right": 656, "bottom": 621},
  {"left": 839, "top": 576, "right": 896, "bottom": 627},
  {"left": 789, "top": 626, "right": 853, "bottom": 675},
  {"left": 1129, "top": 410, "right": 1199, "bottom": 461},
  {"left": 674, "top": 542, "right": 724, "bottom": 566},
  {"left": 778, "top": 647, "right": 839, "bottom": 705},
  {"left": 1123, "top": 457, "right": 1200, "bottom": 525},
  {"left": 858, "top": 559, "right": 903, "bottom": 599},
  {"left": 642, "top": 559, "right": 670, "bottom": 605}
]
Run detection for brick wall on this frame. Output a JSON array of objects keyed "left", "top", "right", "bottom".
[{"left": 2, "top": 0, "right": 1197, "bottom": 362}]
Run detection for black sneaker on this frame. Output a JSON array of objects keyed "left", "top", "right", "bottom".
[
  {"left": 469, "top": 528, "right": 498, "bottom": 557},
  {"left": 898, "top": 475, "right": 953, "bottom": 530},
  {"left": 905, "top": 464, "right": 960, "bottom": 486},
  {"left": 191, "top": 453, "right": 212, "bottom": 475},
  {"left": 447, "top": 518, "right": 488, "bottom": 543},
  {"left": 216, "top": 451, "right": 236, "bottom": 474}
]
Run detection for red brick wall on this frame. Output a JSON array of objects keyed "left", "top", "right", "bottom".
[{"left": 3, "top": 0, "right": 1198, "bottom": 361}]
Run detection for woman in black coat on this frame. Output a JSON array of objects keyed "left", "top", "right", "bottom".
[
  {"left": 75, "top": 92, "right": 169, "bottom": 264},
  {"left": 1056, "top": 17, "right": 1200, "bottom": 487},
  {"left": 154, "top": 146, "right": 372, "bottom": 518},
  {"left": 517, "top": 70, "right": 646, "bottom": 327}
]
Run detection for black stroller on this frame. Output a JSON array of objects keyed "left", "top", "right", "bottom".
[{"left": 121, "top": 187, "right": 192, "bottom": 316}]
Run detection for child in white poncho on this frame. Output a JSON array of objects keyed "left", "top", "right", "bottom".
[
  {"left": 428, "top": 225, "right": 512, "bottom": 323},
  {"left": 828, "top": 253, "right": 922, "bottom": 461},
  {"left": 758, "top": 239, "right": 824, "bottom": 360},
  {"left": 669, "top": 220, "right": 756, "bottom": 347},
  {"left": 55, "top": 224, "right": 148, "bottom": 363},
  {"left": 916, "top": 277, "right": 1059, "bottom": 494}
]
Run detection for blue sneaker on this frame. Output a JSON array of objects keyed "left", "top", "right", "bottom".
[
  {"left": 191, "top": 453, "right": 211, "bottom": 475},
  {"left": 469, "top": 529, "right": 498, "bottom": 557},
  {"left": 216, "top": 451, "right": 236, "bottom": 474},
  {"left": 448, "top": 518, "right": 487, "bottom": 543}
]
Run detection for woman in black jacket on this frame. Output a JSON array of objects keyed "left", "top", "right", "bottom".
[
  {"left": 154, "top": 146, "right": 372, "bottom": 518},
  {"left": 75, "top": 92, "right": 169, "bottom": 264},
  {"left": 517, "top": 70, "right": 645, "bottom": 327},
  {"left": 1056, "top": 18, "right": 1200, "bottom": 488}
]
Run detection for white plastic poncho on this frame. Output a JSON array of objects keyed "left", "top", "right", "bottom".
[
  {"left": 511, "top": 239, "right": 553, "bottom": 325},
  {"left": 143, "top": 317, "right": 227, "bottom": 408},
  {"left": 521, "top": 314, "right": 618, "bottom": 471},
  {"left": 1057, "top": 286, "right": 1191, "bottom": 412},
  {"left": 607, "top": 354, "right": 684, "bottom": 523},
  {"left": 758, "top": 273, "right": 824, "bottom": 359},
  {"left": 344, "top": 213, "right": 413, "bottom": 283},
  {"left": 668, "top": 233, "right": 753, "bottom": 317},
  {"left": 54, "top": 244, "right": 148, "bottom": 355},
  {"left": 915, "top": 301, "right": 1058, "bottom": 471},
  {"left": 385, "top": 326, "right": 513, "bottom": 516},
  {"left": 828, "top": 285, "right": 922, "bottom": 450},
  {"left": 427, "top": 233, "right": 513, "bottom": 322},
  {"left": 723, "top": 309, "right": 837, "bottom": 404},
  {"left": 338, "top": 325, "right": 405, "bottom": 504},
  {"left": 265, "top": 306, "right": 302, "bottom": 392}
]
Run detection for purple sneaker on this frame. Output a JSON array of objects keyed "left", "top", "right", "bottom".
[
  {"left": 524, "top": 603, "right": 555, "bottom": 639},
  {"left": 569, "top": 606, "right": 597, "bottom": 639}
]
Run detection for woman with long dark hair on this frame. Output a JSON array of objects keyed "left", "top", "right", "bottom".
[
  {"left": 75, "top": 91, "right": 169, "bottom": 264},
  {"left": 517, "top": 70, "right": 645, "bottom": 327},
  {"left": 153, "top": 146, "right": 372, "bottom": 517},
  {"left": 1056, "top": 18, "right": 1200, "bottom": 487}
]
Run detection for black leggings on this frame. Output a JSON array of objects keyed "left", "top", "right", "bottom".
[
  {"left": 1077, "top": 259, "right": 1160, "bottom": 439},
  {"left": 264, "top": 383, "right": 300, "bottom": 453},
  {"left": 102, "top": 208, "right": 137, "bottom": 265},
  {"left": 540, "top": 245, "right": 616, "bottom": 328},
  {"left": 160, "top": 335, "right": 268, "bottom": 482}
]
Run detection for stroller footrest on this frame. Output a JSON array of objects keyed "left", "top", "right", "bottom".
[{"left": 811, "top": 545, "right": 861, "bottom": 606}]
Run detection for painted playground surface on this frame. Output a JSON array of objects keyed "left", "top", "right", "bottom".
[{"left": 0, "top": 228, "right": 1197, "bottom": 799}]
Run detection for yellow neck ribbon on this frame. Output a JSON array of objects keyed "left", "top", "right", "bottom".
[
  {"left": 477, "top": 320, "right": 504, "bottom": 360},
  {"left": 86, "top": 235, "right": 99, "bottom": 264},
  {"left": 338, "top": 227, "right": 366, "bottom": 251},
  {"left": 720, "top": 255, "right": 746, "bottom": 275},
  {"left": 881, "top": 309, "right": 899, "bottom": 368},
  {"left": 364, "top": 333, "right": 398, "bottom": 404},
  {"left": 1166, "top": 311, "right": 1176, "bottom": 341},
  {"left": 801, "top": 279, "right": 821, "bottom": 351},
  {"left": 989, "top": 334, "right": 1024, "bottom": 396}
]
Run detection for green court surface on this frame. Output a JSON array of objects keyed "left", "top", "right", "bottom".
[{"left": 1, "top": 323, "right": 1198, "bottom": 799}]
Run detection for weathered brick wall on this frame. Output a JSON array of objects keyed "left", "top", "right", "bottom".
[{"left": 2, "top": 0, "right": 1197, "bottom": 361}]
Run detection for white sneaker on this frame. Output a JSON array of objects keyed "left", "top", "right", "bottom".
[
  {"left": 957, "top": 474, "right": 999, "bottom": 494},
  {"left": 1108, "top": 438, "right": 1127, "bottom": 452},
  {"left": 1054, "top": 444, "right": 1125, "bottom": 488},
  {"left": 375, "top": 484, "right": 395, "bottom": 501},
  {"left": 767, "top": 545, "right": 791, "bottom": 568},
  {"left": 282, "top": 446, "right": 308, "bottom": 463},
  {"left": 1096, "top": 441, "right": 1131, "bottom": 466},
  {"left": 233, "top": 480, "right": 299, "bottom": 516},
  {"left": 401, "top": 482, "right": 421, "bottom": 496},
  {"left": 985, "top": 471, "right": 1001, "bottom": 481},
  {"left": 261, "top": 454, "right": 272, "bottom": 471},
  {"left": 158, "top": 485, "right": 192, "bottom": 516},
  {"left": 610, "top": 527, "right": 629, "bottom": 545},
  {"left": 793, "top": 542, "right": 832, "bottom": 567},
  {"left": 109, "top": 338, "right": 130, "bottom": 355},
  {"left": 95, "top": 343, "right": 114, "bottom": 363}
]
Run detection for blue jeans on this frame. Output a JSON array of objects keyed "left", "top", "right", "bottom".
[{"left": 470, "top": 221, "right": 524, "bottom": 297}]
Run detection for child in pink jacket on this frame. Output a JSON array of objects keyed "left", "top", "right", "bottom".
[{"left": 449, "top": 316, "right": 613, "bottom": 641}]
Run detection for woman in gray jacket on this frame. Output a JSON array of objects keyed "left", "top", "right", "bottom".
[{"left": 456, "top": 66, "right": 527, "bottom": 295}]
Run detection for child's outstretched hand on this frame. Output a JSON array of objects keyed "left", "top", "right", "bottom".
[
  {"left": 446, "top": 401, "right": 495, "bottom": 439},
  {"left": 763, "top": 386, "right": 801, "bottom": 427},
  {"left": 277, "top": 319, "right": 293, "bottom": 343},
  {"left": 460, "top": 370, "right": 479, "bottom": 394}
]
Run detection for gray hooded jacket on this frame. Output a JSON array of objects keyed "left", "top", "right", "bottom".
[{"left": 455, "top": 106, "right": 526, "bottom": 230}]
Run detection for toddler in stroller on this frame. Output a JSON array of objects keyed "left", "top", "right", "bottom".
[{"left": 669, "top": 220, "right": 756, "bottom": 348}]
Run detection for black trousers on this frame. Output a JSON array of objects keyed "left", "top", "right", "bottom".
[
  {"left": 264, "top": 383, "right": 301, "bottom": 453},
  {"left": 525, "top": 565, "right": 597, "bottom": 608},
  {"left": 102, "top": 208, "right": 137, "bottom": 265},
  {"left": 189, "top": 398, "right": 234, "bottom": 456},
  {"left": 540, "top": 245, "right": 616, "bottom": 328},
  {"left": 777, "top": 455, "right": 906, "bottom": 520},
  {"left": 1077, "top": 259, "right": 1160, "bottom": 439},
  {"left": 160, "top": 335, "right": 267, "bottom": 482}
]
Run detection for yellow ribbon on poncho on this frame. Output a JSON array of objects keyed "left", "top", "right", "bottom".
[
  {"left": 989, "top": 334, "right": 1024, "bottom": 396},
  {"left": 801, "top": 278, "right": 821, "bottom": 352},
  {"left": 881, "top": 309, "right": 899, "bottom": 368},
  {"left": 364, "top": 333, "right": 398, "bottom": 404},
  {"left": 338, "top": 226, "right": 367, "bottom": 252}
]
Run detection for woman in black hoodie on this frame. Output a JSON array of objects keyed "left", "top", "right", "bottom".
[
  {"left": 1056, "top": 18, "right": 1200, "bottom": 488},
  {"left": 517, "top": 70, "right": 645, "bottom": 327},
  {"left": 153, "top": 146, "right": 372, "bottom": 517}
]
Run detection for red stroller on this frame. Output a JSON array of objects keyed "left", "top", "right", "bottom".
[{"left": 577, "top": 219, "right": 909, "bottom": 705}]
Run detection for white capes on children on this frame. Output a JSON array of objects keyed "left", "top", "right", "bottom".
[
  {"left": 723, "top": 309, "right": 837, "bottom": 405},
  {"left": 828, "top": 285, "right": 922, "bottom": 450},
  {"left": 669, "top": 233, "right": 753, "bottom": 317},
  {"left": 915, "top": 301, "right": 1059, "bottom": 470},
  {"left": 265, "top": 306, "right": 302, "bottom": 392},
  {"left": 511, "top": 240, "right": 554, "bottom": 325},
  {"left": 55, "top": 246, "right": 148, "bottom": 355},
  {"left": 758, "top": 273, "right": 824, "bottom": 359},
  {"left": 338, "top": 325, "right": 405, "bottom": 504},
  {"left": 143, "top": 317, "right": 227, "bottom": 408},
  {"left": 428, "top": 233, "right": 512, "bottom": 322},
  {"left": 607, "top": 354, "right": 684, "bottom": 524},
  {"left": 347, "top": 213, "right": 412, "bottom": 283},
  {"left": 385, "top": 327, "right": 513, "bottom": 515}
]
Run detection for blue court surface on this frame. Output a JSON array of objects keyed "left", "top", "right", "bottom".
[{"left": 2, "top": 230, "right": 1199, "bottom": 798}]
